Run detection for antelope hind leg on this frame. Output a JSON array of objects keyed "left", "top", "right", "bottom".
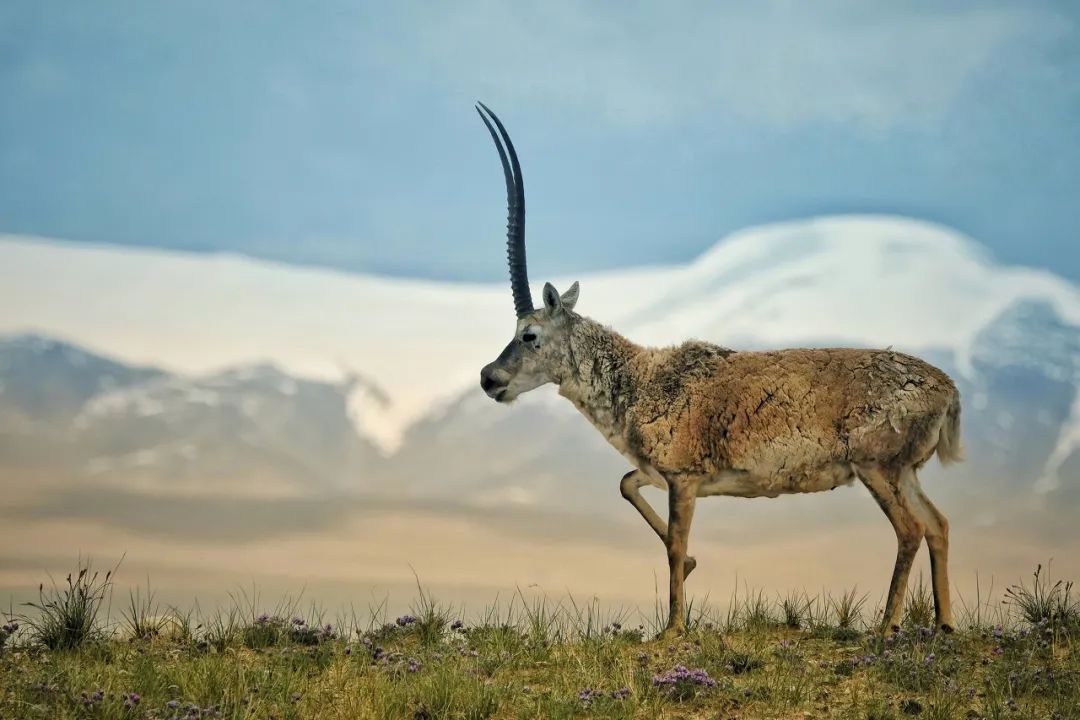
[
  {"left": 908, "top": 475, "right": 955, "bottom": 632},
  {"left": 857, "top": 463, "right": 926, "bottom": 634}
]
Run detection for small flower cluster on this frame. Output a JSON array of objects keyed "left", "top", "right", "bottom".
[
  {"left": 834, "top": 653, "right": 877, "bottom": 676},
  {"left": 79, "top": 690, "right": 178, "bottom": 715},
  {"left": 246, "top": 615, "right": 335, "bottom": 646},
  {"left": 577, "top": 687, "right": 631, "bottom": 706},
  {"left": 0, "top": 620, "right": 16, "bottom": 649},
  {"left": 450, "top": 619, "right": 465, "bottom": 631},
  {"left": 601, "top": 621, "right": 646, "bottom": 642},
  {"left": 396, "top": 614, "right": 418, "bottom": 627},
  {"left": 651, "top": 665, "right": 718, "bottom": 700},
  {"left": 578, "top": 688, "right": 601, "bottom": 705},
  {"left": 79, "top": 689, "right": 106, "bottom": 707},
  {"left": 288, "top": 617, "right": 336, "bottom": 646},
  {"left": 157, "top": 700, "right": 221, "bottom": 719}
]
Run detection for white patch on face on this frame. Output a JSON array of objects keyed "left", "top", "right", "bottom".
[{"left": 505, "top": 366, "right": 551, "bottom": 399}]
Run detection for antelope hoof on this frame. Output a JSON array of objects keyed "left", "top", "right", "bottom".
[
  {"left": 684, "top": 556, "right": 697, "bottom": 579},
  {"left": 939, "top": 623, "right": 955, "bottom": 634},
  {"left": 880, "top": 623, "right": 902, "bottom": 639}
]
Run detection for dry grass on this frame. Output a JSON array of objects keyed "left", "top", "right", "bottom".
[{"left": 1, "top": 562, "right": 1079, "bottom": 719}]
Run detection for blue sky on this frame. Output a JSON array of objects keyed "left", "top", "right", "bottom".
[{"left": 1, "top": 1, "right": 1078, "bottom": 283}]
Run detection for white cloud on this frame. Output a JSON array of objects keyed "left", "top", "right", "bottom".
[
  {"left": 384, "top": 0, "right": 1066, "bottom": 129},
  {"left": 2, "top": 216, "right": 1077, "bottom": 451}
]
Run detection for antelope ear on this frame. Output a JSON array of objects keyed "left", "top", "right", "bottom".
[
  {"left": 560, "top": 281, "right": 579, "bottom": 311},
  {"left": 542, "top": 282, "right": 562, "bottom": 313}
]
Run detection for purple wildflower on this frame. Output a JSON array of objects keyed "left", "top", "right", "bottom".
[
  {"left": 450, "top": 619, "right": 465, "bottom": 630},
  {"left": 993, "top": 625, "right": 1004, "bottom": 639},
  {"left": 407, "top": 657, "right": 422, "bottom": 673},
  {"left": 611, "top": 687, "right": 631, "bottom": 700},
  {"left": 291, "top": 616, "right": 306, "bottom": 626},
  {"left": 923, "top": 653, "right": 936, "bottom": 666},
  {"left": 396, "top": 614, "right": 418, "bottom": 627},
  {"left": 578, "top": 688, "right": 600, "bottom": 705},
  {"left": 652, "top": 665, "right": 718, "bottom": 699}
]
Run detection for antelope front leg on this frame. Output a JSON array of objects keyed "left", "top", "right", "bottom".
[
  {"left": 619, "top": 470, "right": 697, "bottom": 578},
  {"left": 662, "top": 480, "right": 698, "bottom": 637}
]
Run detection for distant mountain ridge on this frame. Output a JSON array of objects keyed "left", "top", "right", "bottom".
[
  {"left": 1, "top": 216, "right": 1077, "bottom": 524},
  {"left": 0, "top": 335, "right": 383, "bottom": 497}
]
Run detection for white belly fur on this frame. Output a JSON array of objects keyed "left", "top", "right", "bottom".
[{"left": 699, "top": 463, "right": 858, "bottom": 499}]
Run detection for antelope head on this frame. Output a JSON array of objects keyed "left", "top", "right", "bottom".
[{"left": 475, "top": 103, "right": 580, "bottom": 403}]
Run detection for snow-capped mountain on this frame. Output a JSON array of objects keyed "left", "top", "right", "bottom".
[
  {"left": 0, "top": 336, "right": 384, "bottom": 496},
  {"left": 0, "top": 216, "right": 1077, "bottom": 519}
]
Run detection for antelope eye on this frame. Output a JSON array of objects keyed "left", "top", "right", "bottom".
[{"left": 521, "top": 332, "right": 537, "bottom": 343}]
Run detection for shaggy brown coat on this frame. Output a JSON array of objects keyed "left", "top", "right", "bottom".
[{"left": 559, "top": 318, "right": 961, "bottom": 489}]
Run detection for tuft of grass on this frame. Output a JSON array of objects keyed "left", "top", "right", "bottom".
[
  {"left": 808, "top": 588, "right": 867, "bottom": 640},
  {"left": 740, "top": 585, "right": 776, "bottom": 629},
  {"left": 903, "top": 573, "right": 935, "bottom": 631},
  {"left": 1004, "top": 563, "right": 1080, "bottom": 637},
  {"left": 408, "top": 578, "right": 452, "bottom": 647},
  {"left": 204, "top": 606, "right": 239, "bottom": 652},
  {"left": 780, "top": 590, "right": 811, "bottom": 629},
  {"left": 19, "top": 559, "right": 116, "bottom": 650},
  {"left": 121, "top": 578, "right": 165, "bottom": 641},
  {"left": 831, "top": 587, "right": 867, "bottom": 631}
]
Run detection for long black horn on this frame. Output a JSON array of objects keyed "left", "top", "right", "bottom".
[{"left": 476, "top": 102, "right": 532, "bottom": 317}]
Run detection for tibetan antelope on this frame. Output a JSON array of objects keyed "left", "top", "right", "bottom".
[{"left": 474, "top": 103, "right": 963, "bottom": 637}]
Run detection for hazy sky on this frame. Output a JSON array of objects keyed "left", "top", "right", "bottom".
[{"left": 2, "top": 1, "right": 1078, "bottom": 283}]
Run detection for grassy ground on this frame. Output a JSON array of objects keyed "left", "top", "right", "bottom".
[{"left": 1, "top": 565, "right": 1079, "bottom": 719}]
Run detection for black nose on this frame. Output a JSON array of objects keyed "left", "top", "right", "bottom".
[{"left": 480, "top": 367, "right": 497, "bottom": 393}]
